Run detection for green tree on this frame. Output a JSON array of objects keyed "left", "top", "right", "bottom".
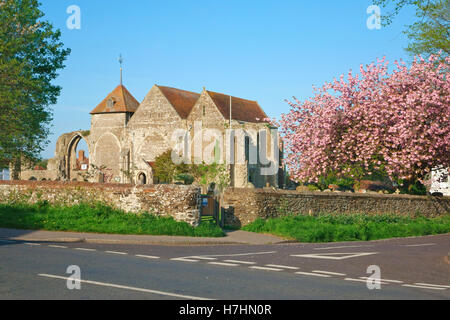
[
  {"left": 189, "top": 162, "right": 230, "bottom": 192},
  {"left": 152, "top": 150, "right": 189, "bottom": 183},
  {"left": 152, "top": 150, "right": 230, "bottom": 191},
  {"left": 373, "top": 0, "right": 450, "bottom": 57},
  {"left": 0, "top": 0, "right": 70, "bottom": 170}
]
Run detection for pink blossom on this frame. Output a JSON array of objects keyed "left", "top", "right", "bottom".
[{"left": 272, "top": 53, "right": 450, "bottom": 183}]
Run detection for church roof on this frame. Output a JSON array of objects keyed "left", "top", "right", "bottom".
[
  {"left": 90, "top": 85, "right": 140, "bottom": 114},
  {"left": 206, "top": 90, "right": 269, "bottom": 123},
  {"left": 157, "top": 85, "right": 200, "bottom": 119}
]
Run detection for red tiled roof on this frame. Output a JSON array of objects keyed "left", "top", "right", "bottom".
[
  {"left": 157, "top": 85, "right": 201, "bottom": 119},
  {"left": 206, "top": 90, "right": 268, "bottom": 123},
  {"left": 90, "top": 85, "right": 140, "bottom": 114}
]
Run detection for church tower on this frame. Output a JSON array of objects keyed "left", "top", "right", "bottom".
[{"left": 88, "top": 56, "right": 140, "bottom": 183}]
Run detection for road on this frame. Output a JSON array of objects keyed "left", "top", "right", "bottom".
[{"left": 0, "top": 234, "right": 449, "bottom": 300}]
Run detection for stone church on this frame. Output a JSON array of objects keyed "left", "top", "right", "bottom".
[{"left": 20, "top": 83, "right": 283, "bottom": 189}]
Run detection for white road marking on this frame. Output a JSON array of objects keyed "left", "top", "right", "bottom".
[
  {"left": 208, "top": 262, "right": 239, "bottom": 267},
  {"left": 345, "top": 278, "right": 390, "bottom": 285},
  {"left": 48, "top": 245, "right": 68, "bottom": 249},
  {"left": 312, "top": 270, "right": 346, "bottom": 276},
  {"left": 38, "top": 273, "right": 212, "bottom": 300},
  {"left": 224, "top": 260, "right": 257, "bottom": 265},
  {"left": 402, "top": 284, "right": 446, "bottom": 291},
  {"left": 344, "top": 278, "right": 370, "bottom": 283},
  {"left": 250, "top": 266, "right": 283, "bottom": 272},
  {"left": 24, "top": 243, "right": 41, "bottom": 246},
  {"left": 135, "top": 254, "right": 160, "bottom": 259},
  {"left": 74, "top": 248, "right": 96, "bottom": 252},
  {"left": 314, "top": 245, "right": 373, "bottom": 250},
  {"left": 295, "top": 271, "right": 331, "bottom": 278},
  {"left": 189, "top": 256, "right": 217, "bottom": 261},
  {"left": 291, "top": 252, "right": 378, "bottom": 260},
  {"left": 359, "top": 277, "right": 403, "bottom": 284},
  {"left": 265, "top": 264, "right": 299, "bottom": 270},
  {"left": 202, "top": 251, "right": 277, "bottom": 258},
  {"left": 402, "top": 243, "right": 436, "bottom": 247},
  {"left": 105, "top": 251, "right": 127, "bottom": 255},
  {"left": 414, "top": 283, "right": 450, "bottom": 289},
  {"left": 170, "top": 258, "right": 199, "bottom": 262}
]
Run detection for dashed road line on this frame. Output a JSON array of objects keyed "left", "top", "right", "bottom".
[
  {"left": 223, "top": 260, "right": 257, "bottom": 265},
  {"left": 295, "top": 271, "right": 332, "bottom": 278},
  {"left": 314, "top": 245, "right": 373, "bottom": 250},
  {"left": 291, "top": 252, "right": 379, "bottom": 260},
  {"left": 105, "top": 251, "right": 127, "bottom": 255},
  {"left": 265, "top": 264, "right": 299, "bottom": 270},
  {"left": 414, "top": 283, "right": 450, "bottom": 289},
  {"left": 402, "top": 284, "right": 446, "bottom": 291},
  {"left": 202, "top": 251, "right": 277, "bottom": 258},
  {"left": 170, "top": 258, "right": 199, "bottom": 262},
  {"left": 38, "top": 273, "right": 213, "bottom": 300},
  {"left": 208, "top": 262, "right": 239, "bottom": 267},
  {"left": 250, "top": 266, "right": 283, "bottom": 272},
  {"left": 359, "top": 277, "right": 403, "bottom": 284},
  {"left": 344, "top": 278, "right": 373, "bottom": 283},
  {"left": 402, "top": 243, "right": 436, "bottom": 247},
  {"left": 48, "top": 245, "right": 68, "bottom": 249},
  {"left": 24, "top": 243, "right": 41, "bottom": 246},
  {"left": 344, "top": 278, "right": 390, "bottom": 285},
  {"left": 74, "top": 248, "right": 96, "bottom": 252},
  {"left": 312, "top": 270, "right": 346, "bottom": 276},
  {"left": 189, "top": 256, "right": 217, "bottom": 261},
  {"left": 135, "top": 254, "right": 160, "bottom": 259}
]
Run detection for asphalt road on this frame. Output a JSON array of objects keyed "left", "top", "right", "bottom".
[{"left": 0, "top": 234, "right": 449, "bottom": 300}]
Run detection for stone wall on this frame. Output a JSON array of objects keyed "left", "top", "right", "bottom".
[
  {"left": 20, "top": 170, "right": 58, "bottom": 181},
  {"left": 0, "top": 181, "right": 201, "bottom": 226},
  {"left": 223, "top": 188, "right": 450, "bottom": 227}
]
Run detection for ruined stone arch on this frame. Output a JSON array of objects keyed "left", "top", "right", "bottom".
[
  {"left": 65, "top": 132, "right": 92, "bottom": 182},
  {"left": 46, "top": 131, "right": 92, "bottom": 181}
]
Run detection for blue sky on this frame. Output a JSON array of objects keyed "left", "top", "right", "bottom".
[{"left": 39, "top": 0, "right": 416, "bottom": 159}]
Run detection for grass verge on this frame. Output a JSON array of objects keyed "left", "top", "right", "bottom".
[
  {"left": 242, "top": 214, "right": 450, "bottom": 242},
  {"left": 0, "top": 202, "right": 225, "bottom": 237}
]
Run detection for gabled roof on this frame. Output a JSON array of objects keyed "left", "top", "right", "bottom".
[
  {"left": 206, "top": 90, "right": 268, "bottom": 123},
  {"left": 157, "top": 85, "right": 201, "bottom": 119},
  {"left": 90, "top": 85, "right": 140, "bottom": 114}
]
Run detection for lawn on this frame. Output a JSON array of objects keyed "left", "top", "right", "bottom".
[
  {"left": 0, "top": 202, "right": 225, "bottom": 237},
  {"left": 242, "top": 214, "right": 450, "bottom": 243}
]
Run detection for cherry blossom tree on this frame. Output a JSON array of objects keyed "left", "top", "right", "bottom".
[{"left": 277, "top": 53, "right": 449, "bottom": 185}]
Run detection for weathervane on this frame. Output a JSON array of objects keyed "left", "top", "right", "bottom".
[{"left": 118, "top": 54, "right": 124, "bottom": 85}]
